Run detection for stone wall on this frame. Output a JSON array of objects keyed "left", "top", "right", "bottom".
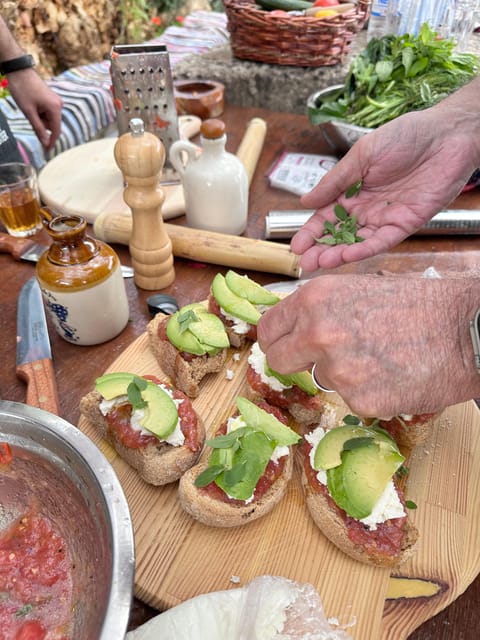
[{"left": 1, "top": 0, "right": 121, "bottom": 76}]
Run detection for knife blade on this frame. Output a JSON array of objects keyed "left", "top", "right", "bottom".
[
  {"left": 16, "top": 277, "right": 60, "bottom": 414},
  {"left": 0, "top": 232, "right": 135, "bottom": 278}
]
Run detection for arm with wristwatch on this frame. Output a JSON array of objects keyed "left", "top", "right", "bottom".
[
  {"left": 257, "top": 76, "right": 480, "bottom": 417},
  {"left": 0, "top": 16, "right": 62, "bottom": 154}
]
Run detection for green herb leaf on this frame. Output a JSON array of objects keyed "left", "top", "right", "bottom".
[
  {"left": 334, "top": 203, "right": 349, "bottom": 221},
  {"left": 405, "top": 499, "right": 417, "bottom": 510},
  {"left": 205, "top": 427, "right": 250, "bottom": 449},
  {"left": 345, "top": 180, "right": 363, "bottom": 198},
  {"left": 127, "top": 377, "right": 148, "bottom": 410},
  {"left": 15, "top": 603, "right": 34, "bottom": 618},
  {"left": 343, "top": 414, "right": 362, "bottom": 426},
  {"left": 343, "top": 436, "right": 375, "bottom": 451},
  {"left": 223, "top": 461, "right": 247, "bottom": 486},
  {"left": 194, "top": 464, "right": 225, "bottom": 487},
  {"left": 178, "top": 309, "right": 199, "bottom": 333},
  {"left": 396, "top": 465, "right": 410, "bottom": 478}
]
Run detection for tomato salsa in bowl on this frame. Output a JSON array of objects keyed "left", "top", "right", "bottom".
[{"left": 0, "top": 400, "right": 134, "bottom": 640}]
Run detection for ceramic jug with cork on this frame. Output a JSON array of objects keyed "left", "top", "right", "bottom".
[
  {"left": 169, "top": 118, "right": 248, "bottom": 235},
  {"left": 36, "top": 213, "right": 129, "bottom": 345}
]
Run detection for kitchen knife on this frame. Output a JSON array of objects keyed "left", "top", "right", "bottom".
[
  {"left": 16, "top": 277, "right": 60, "bottom": 414},
  {"left": 0, "top": 232, "right": 135, "bottom": 278}
]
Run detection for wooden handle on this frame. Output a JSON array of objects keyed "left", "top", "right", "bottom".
[
  {"left": 93, "top": 213, "right": 301, "bottom": 278},
  {"left": 16, "top": 358, "right": 60, "bottom": 415},
  {"left": 236, "top": 117, "right": 267, "bottom": 186},
  {"left": 0, "top": 232, "right": 36, "bottom": 260}
]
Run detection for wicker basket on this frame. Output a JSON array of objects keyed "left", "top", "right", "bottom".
[{"left": 223, "top": 0, "right": 371, "bottom": 67}]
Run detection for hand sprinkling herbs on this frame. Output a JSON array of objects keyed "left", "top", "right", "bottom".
[{"left": 313, "top": 180, "right": 364, "bottom": 246}]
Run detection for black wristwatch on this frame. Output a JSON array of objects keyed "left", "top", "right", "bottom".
[
  {"left": 470, "top": 308, "right": 480, "bottom": 371},
  {"left": 0, "top": 54, "right": 35, "bottom": 75}
]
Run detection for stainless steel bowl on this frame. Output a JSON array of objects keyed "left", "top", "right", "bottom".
[
  {"left": 0, "top": 400, "right": 135, "bottom": 639},
  {"left": 307, "top": 84, "right": 372, "bottom": 156}
]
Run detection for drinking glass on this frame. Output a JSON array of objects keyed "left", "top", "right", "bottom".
[{"left": 0, "top": 162, "right": 43, "bottom": 237}]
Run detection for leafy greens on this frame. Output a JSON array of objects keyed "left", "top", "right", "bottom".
[{"left": 308, "top": 23, "right": 480, "bottom": 129}]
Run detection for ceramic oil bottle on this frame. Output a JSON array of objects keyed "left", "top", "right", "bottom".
[
  {"left": 36, "top": 213, "right": 129, "bottom": 345},
  {"left": 169, "top": 118, "right": 248, "bottom": 235}
]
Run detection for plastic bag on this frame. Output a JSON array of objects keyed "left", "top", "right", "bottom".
[{"left": 126, "top": 576, "right": 353, "bottom": 640}]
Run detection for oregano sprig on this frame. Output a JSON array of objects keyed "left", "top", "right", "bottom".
[
  {"left": 127, "top": 375, "right": 148, "bottom": 410},
  {"left": 313, "top": 180, "right": 364, "bottom": 246}
]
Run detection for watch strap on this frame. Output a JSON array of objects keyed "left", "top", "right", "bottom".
[
  {"left": 0, "top": 54, "right": 35, "bottom": 75},
  {"left": 469, "top": 308, "right": 480, "bottom": 372}
]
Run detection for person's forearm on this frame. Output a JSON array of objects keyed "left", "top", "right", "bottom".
[
  {"left": 0, "top": 16, "right": 25, "bottom": 62},
  {"left": 429, "top": 74, "right": 480, "bottom": 167}
]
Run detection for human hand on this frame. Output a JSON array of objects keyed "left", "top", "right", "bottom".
[
  {"left": 293, "top": 105, "right": 480, "bottom": 272},
  {"left": 7, "top": 68, "right": 63, "bottom": 151},
  {"left": 257, "top": 274, "right": 480, "bottom": 418}
]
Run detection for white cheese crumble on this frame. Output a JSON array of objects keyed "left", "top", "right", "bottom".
[
  {"left": 220, "top": 306, "right": 250, "bottom": 335},
  {"left": 233, "top": 352, "right": 241, "bottom": 361},
  {"left": 247, "top": 342, "right": 290, "bottom": 392},
  {"left": 305, "top": 426, "right": 405, "bottom": 530},
  {"left": 99, "top": 383, "right": 185, "bottom": 446},
  {"left": 225, "top": 369, "right": 234, "bottom": 380}
]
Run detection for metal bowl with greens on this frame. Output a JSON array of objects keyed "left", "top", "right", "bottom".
[{"left": 308, "top": 23, "right": 480, "bottom": 154}]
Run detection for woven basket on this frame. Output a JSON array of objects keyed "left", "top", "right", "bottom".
[{"left": 223, "top": 0, "right": 371, "bottom": 67}]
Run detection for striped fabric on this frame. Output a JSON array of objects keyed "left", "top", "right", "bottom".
[{"left": 1, "top": 11, "right": 229, "bottom": 169}]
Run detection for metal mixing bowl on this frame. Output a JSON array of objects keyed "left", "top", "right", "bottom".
[
  {"left": 307, "top": 84, "right": 372, "bottom": 156},
  {"left": 0, "top": 400, "right": 135, "bottom": 639}
]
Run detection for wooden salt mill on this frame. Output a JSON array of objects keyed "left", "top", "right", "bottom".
[{"left": 114, "top": 118, "right": 175, "bottom": 290}]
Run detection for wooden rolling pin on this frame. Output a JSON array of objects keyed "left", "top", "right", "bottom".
[
  {"left": 236, "top": 117, "right": 267, "bottom": 186},
  {"left": 93, "top": 214, "right": 301, "bottom": 278}
]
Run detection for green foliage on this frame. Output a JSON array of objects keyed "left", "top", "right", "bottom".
[{"left": 309, "top": 23, "right": 480, "bottom": 129}]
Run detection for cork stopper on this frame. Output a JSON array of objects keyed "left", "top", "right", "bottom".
[{"left": 200, "top": 118, "right": 226, "bottom": 139}]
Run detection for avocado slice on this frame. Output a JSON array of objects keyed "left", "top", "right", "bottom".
[
  {"left": 166, "top": 312, "right": 207, "bottom": 355},
  {"left": 264, "top": 363, "right": 318, "bottom": 396},
  {"left": 327, "top": 443, "right": 405, "bottom": 519},
  {"left": 95, "top": 372, "right": 178, "bottom": 439},
  {"left": 211, "top": 273, "right": 261, "bottom": 325},
  {"left": 225, "top": 270, "right": 280, "bottom": 305},
  {"left": 236, "top": 396, "right": 300, "bottom": 446},
  {"left": 313, "top": 424, "right": 378, "bottom": 471},
  {"left": 187, "top": 311, "right": 230, "bottom": 349}
]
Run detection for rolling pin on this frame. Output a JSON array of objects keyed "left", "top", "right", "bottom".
[
  {"left": 93, "top": 214, "right": 301, "bottom": 278},
  {"left": 236, "top": 117, "right": 267, "bottom": 186}
]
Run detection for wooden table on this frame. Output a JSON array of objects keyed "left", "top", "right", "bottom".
[{"left": 2, "top": 104, "right": 480, "bottom": 638}]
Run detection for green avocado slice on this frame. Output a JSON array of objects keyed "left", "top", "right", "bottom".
[
  {"left": 225, "top": 270, "right": 280, "bottom": 305},
  {"left": 95, "top": 372, "right": 178, "bottom": 439},
  {"left": 327, "top": 443, "right": 405, "bottom": 519},
  {"left": 211, "top": 273, "right": 261, "bottom": 325}
]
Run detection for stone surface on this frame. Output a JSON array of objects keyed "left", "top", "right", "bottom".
[{"left": 173, "top": 29, "right": 369, "bottom": 115}]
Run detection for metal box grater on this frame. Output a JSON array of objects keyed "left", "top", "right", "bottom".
[{"left": 110, "top": 43, "right": 180, "bottom": 180}]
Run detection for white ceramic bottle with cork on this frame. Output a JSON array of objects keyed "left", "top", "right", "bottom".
[{"left": 169, "top": 118, "right": 248, "bottom": 235}]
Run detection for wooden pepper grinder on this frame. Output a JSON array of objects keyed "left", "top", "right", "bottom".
[{"left": 114, "top": 118, "right": 175, "bottom": 290}]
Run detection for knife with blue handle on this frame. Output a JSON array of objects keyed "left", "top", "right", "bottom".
[{"left": 16, "top": 277, "right": 60, "bottom": 415}]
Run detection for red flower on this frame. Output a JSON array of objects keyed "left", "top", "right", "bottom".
[
  {"left": 0, "top": 76, "right": 8, "bottom": 88},
  {"left": 151, "top": 16, "right": 162, "bottom": 25},
  {"left": 175, "top": 15, "right": 185, "bottom": 23}
]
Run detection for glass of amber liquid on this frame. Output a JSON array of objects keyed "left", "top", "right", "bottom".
[{"left": 0, "top": 162, "right": 42, "bottom": 237}]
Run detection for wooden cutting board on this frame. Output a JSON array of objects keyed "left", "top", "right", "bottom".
[
  {"left": 77, "top": 331, "right": 480, "bottom": 639},
  {"left": 37, "top": 115, "right": 201, "bottom": 224}
]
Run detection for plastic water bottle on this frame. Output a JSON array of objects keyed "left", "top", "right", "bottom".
[{"left": 367, "top": 0, "right": 391, "bottom": 40}]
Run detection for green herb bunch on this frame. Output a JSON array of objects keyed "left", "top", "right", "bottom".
[
  {"left": 309, "top": 23, "right": 480, "bottom": 129},
  {"left": 314, "top": 180, "right": 364, "bottom": 246}
]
